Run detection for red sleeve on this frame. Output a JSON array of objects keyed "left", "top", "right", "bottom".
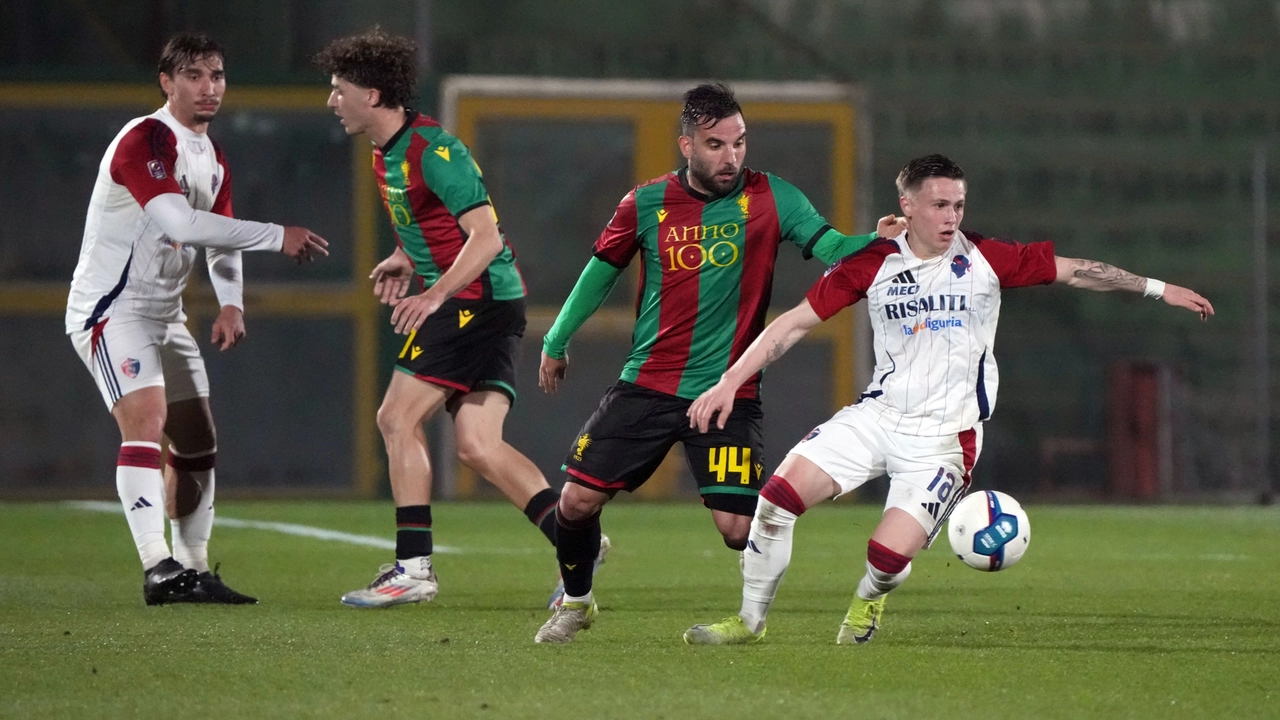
[
  {"left": 805, "top": 239, "right": 898, "bottom": 320},
  {"left": 592, "top": 190, "right": 640, "bottom": 268},
  {"left": 211, "top": 141, "right": 233, "bottom": 218},
  {"left": 971, "top": 233, "right": 1057, "bottom": 288},
  {"left": 108, "top": 119, "right": 183, "bottom": 207}
]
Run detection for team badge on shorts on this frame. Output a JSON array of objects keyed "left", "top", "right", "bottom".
[
  {"left": 574, "top": 433, "right": 591, "bottom": 461},
  {"left": 121, "top": 358, "right": 141, "bottom": 378}
]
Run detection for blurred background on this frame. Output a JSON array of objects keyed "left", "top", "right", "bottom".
[{"left": 0, "top": 0, "right": 1275, "bottom": 504}]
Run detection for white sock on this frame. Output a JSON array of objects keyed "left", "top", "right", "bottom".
[
  {"left": 169, "top": 447, "right": 216, "bottom": 573},
  {"left": 856, "top": 560, "right": 913, "bottom": 601},
  {"left": 739, "top": 498, "right": 798, "bottom": 634},
  {"left": 563, "top": 591, "right": 592, "bottom": 605},
  {"left": 116, "top": 442, "right": 170, "bottom": 569},
  {"left": 398, "top": 555, "right": 433, "bottom": 579}
]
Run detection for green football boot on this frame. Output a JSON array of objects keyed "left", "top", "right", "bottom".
[
  {"left": 836, "top": 595, "right": 886, "bottom": 645},
  {"left": 683, "top": 615, "right": 766, "bottom": 645}
]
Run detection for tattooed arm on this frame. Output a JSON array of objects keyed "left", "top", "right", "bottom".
[
  {"left": 1054, "top": 256, "right": 1215, "bottom": 319},
  {"left": 688, "top": 299, "right": 824, "bottom": 433}
]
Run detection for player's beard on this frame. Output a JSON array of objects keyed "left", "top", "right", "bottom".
[{"left": 688, "top": 157, "right": 741, "bottom": 199}]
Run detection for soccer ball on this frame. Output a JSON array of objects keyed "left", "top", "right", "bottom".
[{"left": 947, "top": 490, "right": 1031, "bottom": 571}]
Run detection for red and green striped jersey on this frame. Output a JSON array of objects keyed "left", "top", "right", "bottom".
[
  {"left": 373, "top": 112, "right": 525, "bottom": 301},
  {"left": 594, "top": 167, "right": 874, "bottom": 400}
]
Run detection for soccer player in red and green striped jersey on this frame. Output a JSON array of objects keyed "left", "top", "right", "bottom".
[
  {"left": 316, "top": 30, "right": 561, "bottom": 609},
  {"left": 534, "top": 83, "right": 903, "bottom": 643}
]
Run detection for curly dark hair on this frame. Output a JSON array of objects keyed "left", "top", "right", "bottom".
[
  {"left": 156, "top": 32, "right": 224, "bottom": 100},
  {"left": 679, "top": 83, "right": 742, "bottom": 136},
  {"left": 313, "top": 29, "right": 416, "bottom": 109},
  {"left": 896, "top": 154, "right": 965, "bottom": 195}
]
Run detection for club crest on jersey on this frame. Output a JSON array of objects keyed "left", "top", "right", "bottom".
[
  {"left": 147, "top": 160, "right": 167, "bottom": 179},
  {"left": 121, "top": 358, "right": 141, "bottom": 378},
  {"left": 211, "top": 175, "right": 220, "bottom": 196},
  {"left": 802, "top": 427, "right": 821, "bottom": 442},
  {"left": 737, "top": 194, "right": 750, "bottom": 218},
  {"left": 951, "top": 255, "right": 971, "bottom": 278}
]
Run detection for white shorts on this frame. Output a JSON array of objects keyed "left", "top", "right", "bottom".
[
  {"left": 787, "top": 402, "right": 983, "bottom": 545},
  {"left": 69, "top": 317, "right": 209, "bottom": 409}
]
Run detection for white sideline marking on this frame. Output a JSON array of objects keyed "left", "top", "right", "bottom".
[{"left": 63, "top": 500, "right": 461, "bottom": 554}]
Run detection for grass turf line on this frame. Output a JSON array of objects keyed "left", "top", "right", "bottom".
[{"left": 0, "top": 501, "right": 1276, "bottom": 719}]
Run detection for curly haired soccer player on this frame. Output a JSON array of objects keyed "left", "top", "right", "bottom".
[
  {"left": 683, "top": 154, "right": 1214, "bottom": 645},
  {"left": 315, "top": 30, "right": 567, "bottom": 608},
  {"left": 66, "top": 32, "right": 330, "bottom": 605},
  {"left": 533, "top": 83, "right": 905, "bottom": 643}
]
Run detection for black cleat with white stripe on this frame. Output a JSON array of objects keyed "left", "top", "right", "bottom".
[{"left": 143, "top": 558, "right": 199, "bottom": 606}]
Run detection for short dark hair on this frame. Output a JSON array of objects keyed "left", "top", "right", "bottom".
[
  {"left": 680, "top": 83, "right": 743, "bottom": 136},
  {"left": 896, "top": 154, "right": 965, "bottom": 195},
  {"left": 157, "top": 32, "right": 224, "bottom": 99},
  {"left": 313, "top": 29, "right": 417, "bottom": 109}
]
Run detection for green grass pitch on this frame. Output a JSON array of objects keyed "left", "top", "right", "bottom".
[{"left": 1, "top": 500, "right": 1276, "bottom": 719}]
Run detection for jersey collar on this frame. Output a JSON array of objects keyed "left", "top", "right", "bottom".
[
  {"left": 379, "top": 109, "right": 420, "bottom": 154},
  {"left": 677, "top": 166, "right": 745, "bottom": 203}
]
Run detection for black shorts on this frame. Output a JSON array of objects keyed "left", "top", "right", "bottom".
[
  {"left": 394, "top": 296, "right": 526, "bottom": 410},
  {"left": 564, "top": 380, "right": 764, "bottom": 516}
]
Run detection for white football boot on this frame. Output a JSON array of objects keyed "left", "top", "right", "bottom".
[{"left": 340, "top": 559, "right": 438, "bottom": 608}]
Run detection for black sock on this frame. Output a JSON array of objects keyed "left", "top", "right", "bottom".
[
  {"left": 523, "top": 488, "right": 560, "bottom": 546},
  {"left": 395, "top": 505, "right": 432, "bottom": 559},
  {"left": 556, "top": 510, "right": 601, "bottom": 598}
]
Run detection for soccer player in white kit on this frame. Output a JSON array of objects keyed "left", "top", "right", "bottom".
[
  {"left": 682, "top": 154, "right": 1214, "bottom": 645},
  {"left": 66, "top": 32, "right": 329, "bottom": 605}
]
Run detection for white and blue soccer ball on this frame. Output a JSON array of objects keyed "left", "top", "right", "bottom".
[{"left": 947, "top": 490, "right": 1031, "bottom": 571}]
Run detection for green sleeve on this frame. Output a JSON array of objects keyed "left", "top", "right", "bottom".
[
  {"left": 420, "top": 135, "right": 491, "bottom": 217},
  {"left": 807, "top": 229, "right": 877, "bottom": 265},
  {"left": 542, "top": 257, "right": 625, "bottom": 359},
  {"left": 768, "top": 174, "right": 875, "bottom": 264}
]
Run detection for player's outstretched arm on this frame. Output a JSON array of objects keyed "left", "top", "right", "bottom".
[
  {"left": 539, "top": 257, "right": 625, "bottom": 394},
  {"left": 369, "top": 246, "right": 414, "bottom": 305},
  {"left": 1054, "top": 256, "right": 1214, "bottom": 320},
  {"left": 144, "top": 193, "right": 328, "bottom": 261},
  {"left": 389, "top": 205, "right": 503, "bottom": 334},
  {"left": 688, "top": 299, "right": 824, "bottom": 432}
]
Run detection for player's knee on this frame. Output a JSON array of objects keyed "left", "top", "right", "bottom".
[
  {"left": 454, "top": 434, "right": 496, "bottom": 471},
  {"left": 558, "top": 485, "right": 606, "bottom": 522},
  {"left": 118, "top": 411, "right": 166, "bottom": 443},
  {"left": 722, "top": 532, "right": 749, "bottom": 551},
  {"left": 375, "top": 402, "right": 413, "bottom": 439}
]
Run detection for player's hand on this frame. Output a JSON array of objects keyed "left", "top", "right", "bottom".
[
  {"left": 539, "top": 352, "right": 569, "bottom": 394},
  {"left": 210, "top": 305, "right": 245, "bottom": 351},
  {"left": 688, "top": 378, "right": 737, "bottom": 433},
  {"left": 281, "top": 226, "right": 330, "bottom": 263},
  {"left": 876, "top": 214, "right": 906, "bottom": 238},
  {"left": 1162, "top": 284, "right": 1215, "bottom": 321},
  {"left": 389, "top": 290, "right": 444, "bottom": 335},
  {"left": 370, "top": 249, "right": 415, "bottom": 305}
]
